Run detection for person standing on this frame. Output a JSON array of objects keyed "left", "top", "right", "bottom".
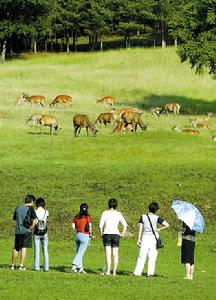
[
  {"left": 70, "top": 203, "right": 92, "bottom": 274},
  {"left": 11, "top": 194, "right": 37, "bottom": 270},
  {"left": 133, "top": 202, "right": 169, "bottom": 276},
  {"left": 181, "top": 222, "right": 196, "bottom": 280},
  {"left": 99, "top": 198, "right": 127, "bottom": 276},
  {"left": 34, "top": 198, "right": 49, "bottom": 272}
]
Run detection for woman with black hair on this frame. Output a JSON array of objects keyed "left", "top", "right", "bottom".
[
  {"left": 133, "top": 202, "right": 169, "bottom": 276},
  {"left": 70, "top": 203, "right": 92, "bottom": 274}
]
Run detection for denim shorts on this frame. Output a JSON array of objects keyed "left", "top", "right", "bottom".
[{"left": 103, "top": 234, "right": 120, "bottom": 248}]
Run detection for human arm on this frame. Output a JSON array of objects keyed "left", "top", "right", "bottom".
[
  {"left": 99, "top": 212, "right": 105, "bottom": 237},
  {"left": 156, "top": 220, "right": 169, "bottom": 232},
  {"left": 137, "top": 223, "right": 143, "bottom": 246},
  {"left": 119, "top": 213, "right": 127, "bottom": 237}
]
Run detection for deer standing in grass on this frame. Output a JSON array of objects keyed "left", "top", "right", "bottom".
[
  {"left": 95, "top": 108, "right": 116, "bottom": 126},
  {"left": 164, "top": 103, "right": 181, "bottom": 115},
  {"left": 50, "top": 95, "right": 72, "bottom": 107},
  {"left": 151, "top": 107, "right": 162, "bottom": 117},
  {"left": 73, "top": 114, "right": 98, "bottom": 137},
  {"left": 26, "top": 113, "right": 44, "bottom": 128},
  {"left": 190, "top": 112, "right": 213, "bottom": 126},
  {"left": 17, "top": 93, "right": 46, "bottom": 107},
  {"left": 121, "top": 111, "right": 147, "bottom": 132},
  {"left": 39, "top": 115, "right": 58, "bottom": 135},
  {"left": 96, "top": 96, "right": 115, "bottom": 106}
]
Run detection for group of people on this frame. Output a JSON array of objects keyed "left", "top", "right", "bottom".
[{"left": 11, "top": 195, "right": 196, "bottom": 279}]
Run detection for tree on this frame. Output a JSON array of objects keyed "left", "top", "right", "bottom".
[{"left": 169, "top": 0, "right": 216, "bottom": 77}]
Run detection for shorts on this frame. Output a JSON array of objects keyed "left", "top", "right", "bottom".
[
  {"left": 14, "top": 233, "right": 32, "bottom": 251},
  {"left": 103, "top": 234, "right": 120, "bottom": 248}
]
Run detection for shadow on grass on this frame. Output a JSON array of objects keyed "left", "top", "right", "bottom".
[
  {"left": 27, "top": 132, "right": 57, "bottom": 136},
  {"left": 120, "top": 94, "right": 216, "bottom": 115}
]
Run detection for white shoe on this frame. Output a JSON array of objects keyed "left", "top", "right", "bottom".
[
  {"left": 10, "top": 265, "right": 15, "bottom": 270},
  {"left": 19, "top": 266, "right": 26, "bottom": 271},
  {"left": 70, "top": 265, "right": 78, "bottom": 273},
  {"left": 79, "top": 269, "right": 86, "bottom": 274}
]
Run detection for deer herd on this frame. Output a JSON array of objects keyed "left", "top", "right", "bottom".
[{"left": 9, "top": 93, "right": 215, "bottom": 141}]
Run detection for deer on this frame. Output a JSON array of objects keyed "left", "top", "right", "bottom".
[
  {"left": 96, "top": 96, "right": 115, "bottom": 106},
  {"left": 73, "top": 114, "right": 98, "bottom": 137},
  {"left": 163, "top": 103, "right": 181, "bottom": 115},
  {"left": 26, "top": 113, "right": 44, "bottom": 128},
  {"left": 39, "top": 114, "right": 58, "bottom": 135},
  {"left": 17, "top": 93, "right": 46, "bottom": 107},
  {"left": 112, "top": 121, "right": 126, "bottom": 134},
  {"left": 117, "top": 107, "right": 138, "bottom": 118},
  {"left": 95, "top": 108, "right": 116, "bottom": 126},
  {"left": 190, "top": 120, "right": 210, "bottom": 129},
  {"left": 189, "top": 112, "right": 213, "bottom": 125},
  {"left": 172, "top": 125, "right": 199, "bottom": 135},
  {"left": 212, "top": 134, "right": 216, "bottom": 141},
  {"left": 121, "top": 111, "right": 147, "bottom": 132},
  {"left": 49, "top": 95, "right": 72, "bottom": 107},
  {"left": 151, "top": 107, "right": 162, "bottom": 117}
]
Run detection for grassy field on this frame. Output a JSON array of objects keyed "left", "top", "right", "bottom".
[{"left": 0, "top": 47, "right": 215, "bottom": 299}]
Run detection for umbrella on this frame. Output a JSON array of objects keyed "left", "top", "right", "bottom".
[{"left": 171, "top": 200, "right": 205, "bottom": 233}]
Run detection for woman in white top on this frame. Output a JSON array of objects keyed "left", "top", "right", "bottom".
[
  {"left": 34, "top": 198, "right": 49, "bottom": 271},
  {"left": 133, "top": 202, "right": 169, "bottom": 276},
  {"left": 99, "top": 198, "right": 127, "bottom": 276}
]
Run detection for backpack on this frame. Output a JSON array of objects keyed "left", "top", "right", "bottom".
[{"left": 34, "top": 210, "right": 48, "bottom": 236}]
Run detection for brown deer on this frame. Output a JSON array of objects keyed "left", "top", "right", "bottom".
[
  {"left": 96, "top": 96, "right": 115, "bottom": 106},
  {"left": 17, "top": 93, "right": 46, "bottom": 107},
  {"left": 73, "top": 114, "right": 98, "bottom": 137},
  {"left": 191, "top": 121, "right": 210, "bottom": 129},
  {"left": 117, "top": 107, "right": 138, "bottom": 118},
  {"left": 172, "top": 125, "right": 199, "bottom": 135},
  {"left": 95, "top": 108, "right": 116, "bottom": 126},
  {"left": 151, "top": 107, "right": 162, "bottom": 117},
  {"left": 26, "top": 113, "right": 44, "bottom": 127},
  {"left": 112, "top": 121, "right": 126, "bottom": 134},
  {"left": 39, "top": 114, "right": 58, "bottom": 135},
  {"left": 50, "top": 95, "right": 72, "bottom": 107},
  {"left": 121, "top": 111, "right": 147, "bottom": 132},
  {"left": 163, "top": 103, "right": 181, "bottom": 115},
  {"left": 189, "top": 112, "right": 213, "bottom": 125}
]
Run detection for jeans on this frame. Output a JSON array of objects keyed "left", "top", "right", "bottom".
[
  {"left": 34, "top": 233, "right": 49, "bottom": 271},
  {"left": 73, "top": 233, "right": 89, "bottom": 269}
]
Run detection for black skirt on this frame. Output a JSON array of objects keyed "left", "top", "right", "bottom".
[{"left": 181, "top": 239, "right": 195, "bottom": 265}]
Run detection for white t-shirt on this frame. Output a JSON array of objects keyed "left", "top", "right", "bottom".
[
  {"left": 99, "top": 210, "right": 127, "bottom": 235},
  {"left": 35, "top": 209, "right": 49, "bottom": 223},
  {"left": 139, "top": 213, "right": 164, "bottom": 237}
]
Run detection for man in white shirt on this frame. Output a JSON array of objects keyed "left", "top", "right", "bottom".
[{"left": 99, "top": 198, "right": 127, "bottom": 276}]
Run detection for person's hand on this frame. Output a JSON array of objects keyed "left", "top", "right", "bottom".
[
  {"left": 137, "top": 240, "right": 141, "bottom": 247},
  {"left": 119, "top": 233, "right": 125, "bottom": 238}
]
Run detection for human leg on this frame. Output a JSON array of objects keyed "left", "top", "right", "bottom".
[
  {"left": 112, "top": 247, "right": 119, "bottom": 276},
  {"left": 105, "top": 246, "right": 112, "bottom": 275},
  {"left": 41, "top": 234, "right": 49, "bottom": 271},
  {"left": 190, "top": 264, "right": 194, "bottom": 279},
  {"left": 34, "top": 235, "right": 41, "bottom": 270},
  {"left": 20, "top": 247, "right": 27, "bottom": 267},
  {"left": 147, "top": 238, "right": 158, "bottom": 276},
  {"left": 133, "top": 237, "right": 149, "bottom": 276},
  {"left": 11, "top": 249, "right": 19, "bottom": 268},
  {"left": 185, "top": 263, "right": 191, "bottom": 279},
  {"left": 73, "top": 233, "right": 89, "bottom": 269}
]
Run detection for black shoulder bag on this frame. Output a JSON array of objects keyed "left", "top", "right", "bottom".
[
  {"left": 146, "top": 214, "right": 164, "bottom": 249},
  {"left": 23, "top": 207, "right": 33, "bottom": 229}
]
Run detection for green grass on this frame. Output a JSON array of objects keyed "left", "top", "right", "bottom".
[{"left": 0, "top": 47, "right": 215, "bottom": 299}]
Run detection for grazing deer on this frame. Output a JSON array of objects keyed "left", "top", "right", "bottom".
[
  {"left": 39, "top": 114, "right": 58, "bottom": 135},
  {"left": 73, "top": 114, "right": 98, "bottom": 137},
  {"left": 117, "top": 107, "right": 138, "bottom": 118},
  {"left": 95, "top": 108, "right": 116, "bottom": 126},
  {"left": 189, "top": 112, "right": 213, "bottom": 125},
  {"left": 96, "top": 96, "right": 115, "bottom": 106},
  {"left": 112, "top": 121, "right": 126, "bottom": 134},
  {"left": 121, "top": 111, "right": 147, "bottom": 132},
  {"left": 172, "top": 125, "right": 199, "bottom": 135},
  {"left": 163, "top": 103, "right": 181, "bottom": 115},
  {"left": 151, "top": 107, "right": 162, "bottom": 117},
  {"left": 50, "top": 95, "right": 72, "bottom": 107},
  {"left": 212, "top": 134, "right": 216, "bottom": 141},
  {"left": 17, "top": 93, "right": 46, "bottom": 107},
  {"left": 26, "top": 113, "right": 44, "bottom": 128}
]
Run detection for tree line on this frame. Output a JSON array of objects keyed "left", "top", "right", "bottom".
[{"left": 0, "top": 0, "right": 215, "bottom": 76}]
